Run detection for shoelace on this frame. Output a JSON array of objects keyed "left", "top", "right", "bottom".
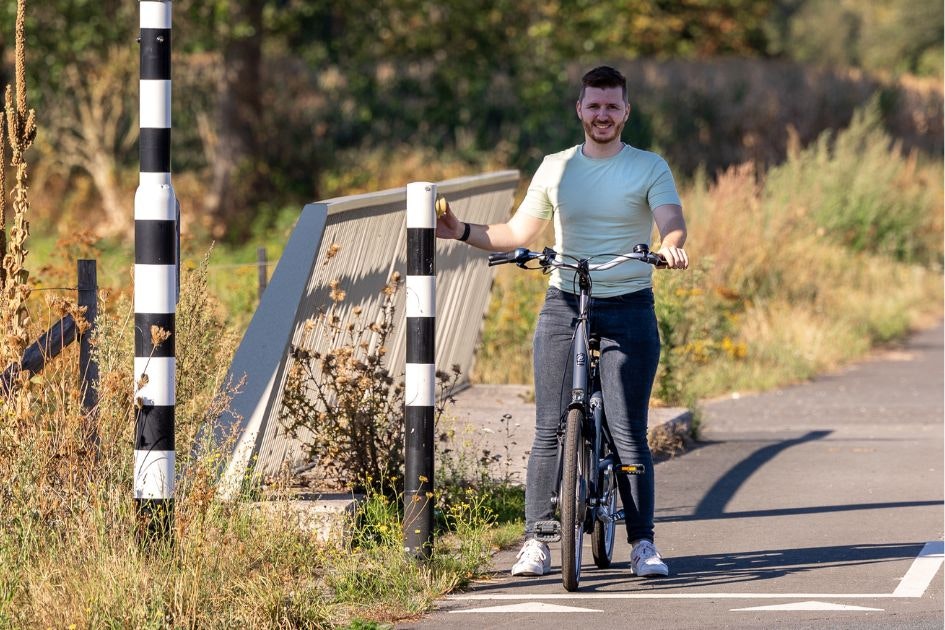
[
  {"left": 633, "top": 541, "right": 661, "bottom": 563},
  {"left": 519, "top": 542, "right": 547, "bottom": 562}
]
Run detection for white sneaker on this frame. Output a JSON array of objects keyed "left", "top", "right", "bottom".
[
  {"left": 511, "top": 539, "right": 551, "bottom": 576},
  {"left": 630, "top": 540, "right": 669, "bottom": 577}
]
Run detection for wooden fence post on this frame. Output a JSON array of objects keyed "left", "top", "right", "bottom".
[
  {"left": 77, "top": 259, "right": 98, "bottom": 413},
  {"left": 257, "top": 247, "right": 268, "bottom": 298}
]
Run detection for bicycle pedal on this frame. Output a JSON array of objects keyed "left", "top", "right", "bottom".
[
  {"left": 533, "top": 520, "right": 561, "bottom": 543},
  {"left": 612, "top": 508, "right": 625, "bottom": 523},
  {"left": 617, "top": 464, "right": 646, "bottom": 475}
]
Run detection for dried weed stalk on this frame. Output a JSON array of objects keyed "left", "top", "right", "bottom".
[
  {"left": 1, "top": 0, "right": 37, "bottom": 375},
  {"left": 280, "top": 272, "right": 405, "bottom": 493}
]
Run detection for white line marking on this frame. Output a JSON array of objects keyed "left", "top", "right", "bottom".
[
  {"left": 892, "top": 540, "right": 944, "bottom": 597},
  {"left": 450, "top": 602, "right": 602, "bottom": 614},
  {"left": 731, "top": 601, "right": 884, "bottom": 612},
  {"left": 450, "top": 593, "right": 898, "bottom": 600}
]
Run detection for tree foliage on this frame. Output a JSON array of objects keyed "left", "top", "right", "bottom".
[
  {"left": 767, "top": 0, "right": 943, "bottom": 76},
  {"left": 1, "top": 0, "right": 940, "bottom": 240}
]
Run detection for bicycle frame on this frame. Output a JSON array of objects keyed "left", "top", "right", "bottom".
[
  {"left": 568, "top": 260, "right": 594, "bottom": 412},
  {"left": 556, "top": 261, "right": 616, "bottom": 530}
]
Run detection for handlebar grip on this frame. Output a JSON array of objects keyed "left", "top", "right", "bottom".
[
  {"left": 488, "top": 251, "right": 513, "bottom": 266},
  {"left": 634, "top": 244, "right": 667, "bottom": 268},
  {"left": 488, "top": 247, "right": 530, "bottom": 266}
]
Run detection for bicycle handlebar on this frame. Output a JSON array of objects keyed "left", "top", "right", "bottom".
[
  {"left": 486, "top": 247, "right": 532, "bottom": 267},
  {"left": 487, "top": 244, "right": 667, "bottom": 270}
]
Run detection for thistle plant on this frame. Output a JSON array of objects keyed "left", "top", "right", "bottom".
[{"left": 280, "top": 272, "right": 406, "bottom": 494}]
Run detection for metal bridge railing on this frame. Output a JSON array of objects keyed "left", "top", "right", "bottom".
[{"left": 216, "top": 170, "right": 519, "bottom": 495}]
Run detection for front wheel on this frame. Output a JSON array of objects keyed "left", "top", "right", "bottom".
[
  {"left": 560, "top": 408, "right": 587, "bottom": 591},
  {"left": 591, "top": 456, "right": 617, "bottom": 568}
]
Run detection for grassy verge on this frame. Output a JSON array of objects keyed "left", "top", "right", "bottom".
[
  {"left": 0, "top": 253, "right": 525, "bottom": 628},
  {"left": 0, "top": 484, "right": 523, "bottom": 628}
]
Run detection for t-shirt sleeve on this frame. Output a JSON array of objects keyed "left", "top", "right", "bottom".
[
  {"left": 647, "top": 158, "right": 682, "bottom": 208},
  {"left": 517, "top": 157, "right": 554, "bottom": 220}
]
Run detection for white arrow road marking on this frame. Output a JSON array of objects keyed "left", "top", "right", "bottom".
[
  {"left": 893, "top": 540, "right": 944, "bottom": 597},
  {"left": 450, "top": 602, "right": 603, "bottom": 614},
  {"left": 731, "top": 601, "right": 884, "bottom": 612}
]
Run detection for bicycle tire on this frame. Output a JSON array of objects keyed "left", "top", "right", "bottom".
[
  {"left": 560, "top": 408, "right": 586, "bottom": 591},
  {"left": 591, "top": 453, "right": 616, "bottom": 568}
]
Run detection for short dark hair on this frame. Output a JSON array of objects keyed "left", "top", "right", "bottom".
[{"left": 579, "top": 65, "right": 627, "bottom": 102}]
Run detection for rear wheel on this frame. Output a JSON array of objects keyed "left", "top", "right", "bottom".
[
  {"left": 591, "top": 453, "right": 617, "bottom": 568},
  {"left": 560, "top": 408, "right": 587, "bottom": 592}
]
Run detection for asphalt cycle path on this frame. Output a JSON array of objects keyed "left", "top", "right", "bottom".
[{"left": 400, "top": 323, "right": 944, "bottom": 630}]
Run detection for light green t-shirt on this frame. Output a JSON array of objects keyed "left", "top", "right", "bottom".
[{"left": 518, "top": 144, "right": 681, "bottom": 297}]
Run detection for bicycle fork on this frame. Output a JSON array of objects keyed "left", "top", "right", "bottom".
[{"left": 588, "top": 391, "right": 617, "bottom": 529}]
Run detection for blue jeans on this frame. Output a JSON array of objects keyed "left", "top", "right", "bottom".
[{"left": 526, "top": 286, "right": 661, "bottom": 543}]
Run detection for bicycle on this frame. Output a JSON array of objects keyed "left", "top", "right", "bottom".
[{"left": 487, "top": 243, "right": 666, "bottom": 591}]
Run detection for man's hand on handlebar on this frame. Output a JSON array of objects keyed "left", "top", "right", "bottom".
[{"left": 656, "top": 245, "right": 689, "bottom": 270}]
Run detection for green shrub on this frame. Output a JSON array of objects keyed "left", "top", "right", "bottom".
[{"left": 766, "top": 100, "right": 943, "bottom": 266}]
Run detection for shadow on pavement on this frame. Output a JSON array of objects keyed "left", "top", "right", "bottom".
[
  {"left": 658, "top": 499, "right": 943, "bottom": 523},
  {"left": 690, "top": 430, "right": 832, "bottom": 519},
  {"left": 578, "top": 541, "right": 928, "bottom": 592},
  {"left": 465, "top": 541, "right": 928, "bottom": 594}
]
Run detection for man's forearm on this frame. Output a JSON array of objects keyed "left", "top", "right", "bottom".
[
  {"left": 459, "top": 222, "right": 522, "bottom": 251},
  {"left": 659, "top": 227, "right": 687, "bottom": 249}
]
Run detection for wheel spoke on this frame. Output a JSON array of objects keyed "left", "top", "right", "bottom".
[{"left": 592, "top": 452, "right": 617, "bottom": 568}]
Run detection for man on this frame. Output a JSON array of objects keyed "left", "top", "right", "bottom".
[{"left": 436, "top": 65, "right": 688, "bottom": 577}]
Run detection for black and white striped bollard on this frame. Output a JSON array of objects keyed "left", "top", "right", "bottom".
[
  {"left": 404, "top": 182, "right": 436, "bottom": 558},
  {"left": 134, "top": 0, "right": 177, "bottom": 539}
]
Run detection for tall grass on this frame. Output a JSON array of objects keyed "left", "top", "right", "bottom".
[
  {"left": 1, "top": 253, "right": 519, "bottom": 628},
  {"left": 475, "top": 102, "right": 944, "bottom": 405}
]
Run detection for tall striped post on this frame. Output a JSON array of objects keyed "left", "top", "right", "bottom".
[
  {"left": 134, "top": 0, "right": 176, "bottom": 539},
  {"left": 404, "top": 182, "right": 436, "bottom": 558}
]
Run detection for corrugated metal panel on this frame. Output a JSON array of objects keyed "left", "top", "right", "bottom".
[{"left": 239, "top": 171, "right": 519, "bottom": 480}]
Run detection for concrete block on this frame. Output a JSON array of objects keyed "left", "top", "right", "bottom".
[{"left": 252, "top": 492, "right": 363, "bottom": 543}]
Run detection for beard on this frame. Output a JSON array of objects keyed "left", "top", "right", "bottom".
[{"left": 583, "top": 119, "right": 625, "bottom": 145}]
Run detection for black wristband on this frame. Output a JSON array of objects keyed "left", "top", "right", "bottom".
[{"left": 458, "top": 222, "right": 472, "bottom": 242}]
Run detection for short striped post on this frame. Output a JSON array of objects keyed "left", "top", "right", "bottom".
[
  {"left": 134, "top": 0, "right": 176, "bottom": 540},
  {"left": 404, "top": 182, "right": 436, "bottom": 559}
]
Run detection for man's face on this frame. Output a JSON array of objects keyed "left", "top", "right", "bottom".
[{"left": 576, "top": 86, "right": 630, "bottom": 146}]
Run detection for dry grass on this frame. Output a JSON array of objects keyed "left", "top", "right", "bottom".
[
  {"left": 648, "top": 422, "right": 693, "bottom": 460},
  {"left": 1, "top": 254, "right": 514, "bottom": 628}
]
